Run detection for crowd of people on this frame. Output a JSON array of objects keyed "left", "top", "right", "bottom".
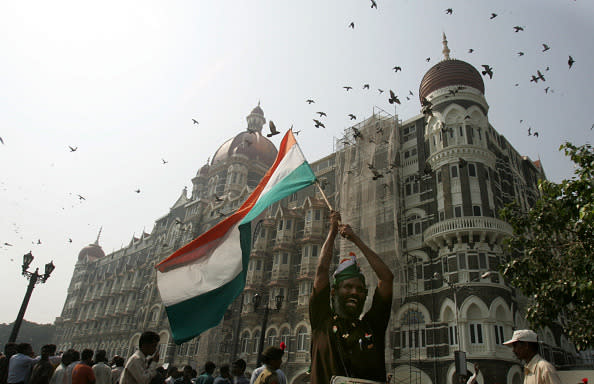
[{"left": 0, "top": 332, "right": 285, "bottom": 384}]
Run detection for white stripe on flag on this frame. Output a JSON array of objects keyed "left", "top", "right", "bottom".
[
  {"left": 157, "top": 222, "right": 243, "bottom": 306},
  {"left": 257, "top": 143, "right": 307, "bottom": 199}
]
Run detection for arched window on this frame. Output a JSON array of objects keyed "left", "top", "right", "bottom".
[
  {"left": 240, "top": 331, "right": 250, "bottom": 354},
  {"left": 266, "top": 329, "right": 277, "bottom": 348},
  {"left": 280, "top": 328, "right": 291, "bottom": 351},
  {"left": 444, "top": 307, "right": 458, "bottom": 346},
  {"left": 253, "top": 330, "right": 261, "bottom": 353},
  {"left": 297, "top": 326, "right": 309, "bottom": 351},
  {"left": 399, "top": 309, "right": 426, "bottom": 349},
  {"left": 467, "top": 304, "right": 484, "bottom": 344}
]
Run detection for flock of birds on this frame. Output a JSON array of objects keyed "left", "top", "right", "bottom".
[{"left": 0, "top": 1, "right": 589, "bottom": 254}]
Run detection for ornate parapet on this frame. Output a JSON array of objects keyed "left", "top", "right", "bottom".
[{"left": 423, "top": 216, "right": 513, "bottom": 250}]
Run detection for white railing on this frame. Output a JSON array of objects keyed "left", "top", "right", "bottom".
[{"left": 423, "top": 216, "right": 512, "bottom": 240}]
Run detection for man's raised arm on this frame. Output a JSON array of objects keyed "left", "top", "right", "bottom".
[{"left": 313, "top": 211, "right": 341, "bottom": 291}]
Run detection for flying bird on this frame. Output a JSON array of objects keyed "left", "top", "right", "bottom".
[
  {"left": 468, "top": 49, "right": 474, "bottom": 53},
  {"left": 544, "top": 87, "right": 550, "bottom": 94},
  {"left": 77, "top": 194, "right": 85, "bottom": 200},
  {"left": 0, "top": 137, "right": 4, "bottom": 144},
  {"left": 348, "top": 114, "right": 357, "bottom": 120},
  {"left": 343, "top": 86, "right": 353, "bottom": 91},
  {"left": 542, "top": 43, "right": 550, "bottom": 52},
  {"left": 536, "top": 70, "right": 546, "bottom": 82},
  {"left": 363, "top": 84, "right": 370, "bottom": 90},
  {"left": 388, "top": 90, "right": 400, "bottom": 105},
  {"left": 37, "top": 239, "right": 42, "bottom": 245},
  {"left": 445, "top": 8, "right": 453, "bottom": 15},
  {"left": 192, "top": 119, "right": 199, "bottom": 125},
  {"left": 306, "top": 99, "right": 315, "bottom": 104},
  {"left": 490, "top": 13, "right": 497, "bottom": 19},
  {"left": 517, "top": 52, "right": 525, "bottom": 56},
  {"left": 371, "top": 169, "right": 384, "bottom": 180},
  {"left": 513, "top": 26, "right": 524, "bottom": 32},
  {"left": 134, "top": 189, "right": 141, "bottom": 193},
  {"left": 481, "top": 65, "right": 493, "bottom": 79},
  {"left": 409, "top": 90, "right": 414, "bottom": 96},
  {"left": 370, "top": 0, "right": 377, "bottom": 9},
  {"left": 348, "top": 22, "right": 355, "bottom": 29},
  {"left": 426, "top": 57, "right": 431, "bottom": 62},
  {"left": 393, "top": 66, "right": 402, "bottom": 72},
  {"left": 293, "top": 130, "right": 301, "bottom": 135},
  {"left": 316, "top": 111, "right": 327, "bottom": 117},
  {"left": 68, "top": 146, "right": 78, "bottom": 152},
  {"left": 421, "top": 97, "right": 433, "bottom": 117},
  {"left": 458, "top": 158, "right": 468, "bottom": 168},
  {"left": 528, "top": 127, "right": 532, "bottom": 136},
  {"left": 533, "top": 131, "right": 539, "bottom": 138},
  {"left": 378, "top": 89, "right": 384, "bottom": 94},
  {"left": 352, "top": 127, "right": 363, "bottom": 140},
  {"left": 313, "top": 119, "right": 325, "bottom": 128},
  {"left": 568, "top": 55, "right": 575, "bottom": 69},
  {"left": 161, "top": 158, "right": 168, "bottom": 164},
  {"left": 4, "top": 242, "right": 12, "bottom": 246},
  {"left": 267, "top": 120, "right": 280, "bottom": 137},
  {"left": 68, "top": 238, "right": 72, "bottom": 243}
]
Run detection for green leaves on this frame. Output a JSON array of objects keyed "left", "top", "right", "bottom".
[{"left": 500, "top": 142, "right": 594, "bottom": 350}]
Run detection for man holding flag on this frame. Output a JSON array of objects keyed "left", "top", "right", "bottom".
[
  {"left": 310, "top": 211, "right": 394, "bottom": 384},
  {"left": 156, "top": 129, "right": 317, "bottom": 344}
]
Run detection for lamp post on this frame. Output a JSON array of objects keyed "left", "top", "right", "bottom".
[
  {"left": 9, "top": 252, "right": 55, "bottom": 342},
  {"left": 433, "top": 271, "right": 493, "bottom": 383},
  {"left": 253, "top": 292, "right": 284, "bottom": 366}
]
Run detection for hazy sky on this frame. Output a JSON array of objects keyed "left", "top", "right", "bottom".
[{"left": 1, "top": 0, "right": 592, "bottom": 325}]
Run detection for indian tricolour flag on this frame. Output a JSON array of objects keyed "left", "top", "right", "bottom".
[{"left": 156, "top": 130, "right": 317, "bottom": 344}]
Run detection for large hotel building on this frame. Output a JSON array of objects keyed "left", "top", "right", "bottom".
[{"left": 54, "top": 39, "right": 578, "bottom": 384}]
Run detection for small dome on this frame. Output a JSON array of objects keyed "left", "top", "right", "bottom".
[
  {"left": 419, "top": 59, "right": 484, "bottom": 102},
  {"left": 212, "top": 131, "right": 277, "bottom": 167},
  {"left": 250, "top": 105, "right": 264, "bottom": 116},
  {"left": 197, "top": 164, "right": 210, "bottom": 177},
  {"left": 78, "top": 243, "right": 105, "bottom": 262}
]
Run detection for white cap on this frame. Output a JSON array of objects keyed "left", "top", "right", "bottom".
[{"left": 503, "top": 329, "right": 538, "bottom": 345}]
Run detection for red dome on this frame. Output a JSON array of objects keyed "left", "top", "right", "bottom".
[
  {"left": 78, "top": 243, "right": 105, "bottom": 262},
  {"left": 419, "top": 59, "right": 484, "bottom": 102},
  {"left": 212, "top": 131, "right": 277, "bottom": 168}
]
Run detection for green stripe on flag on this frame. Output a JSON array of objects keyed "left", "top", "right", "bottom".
[
  {"left": 165, "top": 222, "right": 252, "bottom": 344},
  {"left": 241, "top": 162, "right": 316, "bottom": 224}
]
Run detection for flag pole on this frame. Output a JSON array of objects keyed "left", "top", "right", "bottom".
[{"left": 315, "top": 180, "right": 333, "bottom": 211}]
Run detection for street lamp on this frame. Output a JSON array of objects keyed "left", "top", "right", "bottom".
[
  {"left": 432, "top": 271, "right": 493, "bottom": 383},
  {"left": 253, "top": 292, "right": 284, "bottom": 366},
  {"left": 9, "top": 252, "right": 55, "bottom": 342}
]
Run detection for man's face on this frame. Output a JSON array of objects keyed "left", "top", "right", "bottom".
[
  {"left": 331, "top": 277, "right": 367, "bottom": 319},
  {"left": 231, "top": 363, "right": 243, "bottom": 377},
  {"left": 144, "top": 341, "right": 158, "bottom": 356},
  {"left": 511, "top": 342, "right": 531, "bottom": 361}
]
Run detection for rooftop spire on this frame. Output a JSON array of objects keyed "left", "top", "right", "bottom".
[
  {"left": 95, "top": 226, "right": 103, "bottom": 245},
  {"left": 442, "top": 32, "right": 450, "bottom": 60}
]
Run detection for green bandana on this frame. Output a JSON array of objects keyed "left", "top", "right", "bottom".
[{"left": 332, "top": 253, "right": 366, "bottom": 287}]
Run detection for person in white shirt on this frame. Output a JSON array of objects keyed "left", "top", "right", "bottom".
[
  {"left": 110, "top": 357, "right": 124, "bottom": 384},
  {"left": 7, "top": 343, "right": 36, "bottom": 384},
  {"left": 503, "top": 330, "right": 562, "bottom": 384},
  {"left": 120, "top": 332, "right": 160, "bottom": 384},
  {"left": 249, "top": 347, "right": 286, "bottom": 384},
  {"left": 50, "top": 351, "right": 73, "bottom": 384},
  {"left": 92, "top": 351, "right": 111, "bottom": 384}
]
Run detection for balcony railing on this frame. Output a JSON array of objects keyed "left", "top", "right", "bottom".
[{"left": 423, "top": 216, "right": 513, "bottom": 250}]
